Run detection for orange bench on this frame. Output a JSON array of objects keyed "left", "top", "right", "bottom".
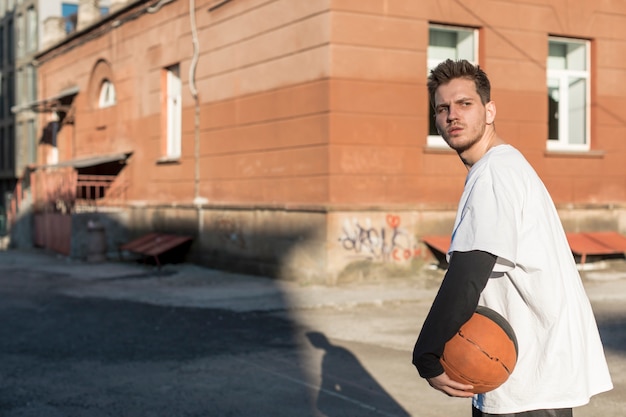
[
  {"left": 422, "top": 232, "right": 626, "bottom": 266},
  {"left": 120, "top": 232, "right": 193, "bottom": 266},
  {"left": 566, "top": 231, "right": 626, "bottom": 265}
]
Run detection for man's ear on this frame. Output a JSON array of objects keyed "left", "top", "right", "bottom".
[{"left": 485, "top": 101, "right": 496, "bottom": 125}]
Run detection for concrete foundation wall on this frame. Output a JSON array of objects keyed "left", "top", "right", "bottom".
[
  {"left": 558, "top": 207, "right": 626, "bottom": 234},
  {"left": 193, "top": 207, "right": 327, "bottom": 283},
  {"left": 71, "top": 209, "right": 131, "bottom": 260},
  {"left": 9, "top": 203, "right": 626, "bottom": 284}
]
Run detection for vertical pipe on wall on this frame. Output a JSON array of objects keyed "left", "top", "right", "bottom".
[
  {"left": 188, "top": 0, "right": 206, "bottom": 243},
  {"left": 189, "top": 0, "right": 203, "bottom": 207}
]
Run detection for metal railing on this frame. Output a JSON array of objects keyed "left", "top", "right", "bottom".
[{"left": 76, "top": 174, "right": 128, "bottom": 207}]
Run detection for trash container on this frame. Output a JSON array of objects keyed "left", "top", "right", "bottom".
[{"left": 87, "top": 220, "right": 106, "bottom": 262}]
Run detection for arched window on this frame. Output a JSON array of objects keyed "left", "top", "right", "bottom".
[{"left": 98, "top": 79, "right": 116, "bottom": 108}]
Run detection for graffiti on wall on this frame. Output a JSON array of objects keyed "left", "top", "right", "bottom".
[
  {"left": 338, "top": 214, "right": 419, "bottom": 261},
  {"left": 215, "top": 215, "right": 247, "bottom": 249}
]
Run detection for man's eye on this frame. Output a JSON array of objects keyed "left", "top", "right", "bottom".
[{"left": 437, "top": 107, "right": 448, "bottom": 114}]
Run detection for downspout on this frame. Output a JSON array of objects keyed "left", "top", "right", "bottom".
[
  {"left": 188, "top": 0, "right": 207, "bottom": 249},
  {"left": 189, "top": 0, "right": 204, "bottom": 207},
  {"left": 148, "top": 0, "right": 202, "bottom": 205},
  {"left": 146, "top": 0, "right": 175, "bottom": 13},
  {"left": 148, "top": 0, "right": 205, "bottom": 238}
]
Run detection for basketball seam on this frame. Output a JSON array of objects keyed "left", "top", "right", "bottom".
[{"left": 458, "top": 330, "right": 514, "bottom": 376}]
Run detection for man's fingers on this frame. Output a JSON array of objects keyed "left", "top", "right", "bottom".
[
  {"left": 446, "top": 379, "right": 474, "bottom": 392},
  {"left": 427, "top": 372, "right": 475, "bottom": 398},
  {"left": 441, "top": 385, "right": 475, "bottom": 398}
]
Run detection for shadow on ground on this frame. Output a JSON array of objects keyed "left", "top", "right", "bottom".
[
  {"left": 0, "top": 265, "right": 411, "bottom": 416},
  {"left": 307, "top": 331, "right": 410, "bottom": 417}
]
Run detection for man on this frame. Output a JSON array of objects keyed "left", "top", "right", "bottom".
[{"left": 412, "top": 59, "right": 613, "bottom": 416}]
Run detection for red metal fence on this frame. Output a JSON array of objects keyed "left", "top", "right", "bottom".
[
  {"left": 34, "top": 212, "right": 72, "bottom": 255},
  {"left": 8, "top": 167, "right": 128, "bottom": 255}
]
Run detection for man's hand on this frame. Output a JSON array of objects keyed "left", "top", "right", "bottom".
[{"left": 427, "top": 373, "right": 475, "bottom": 397}]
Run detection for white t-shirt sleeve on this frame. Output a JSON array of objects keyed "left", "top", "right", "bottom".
[{"left": 449, "top": 164, "right": 519, "bottom": 273}]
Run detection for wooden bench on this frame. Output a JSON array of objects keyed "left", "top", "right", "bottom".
[
  {"left": 119, "top": 232, "right": 193, "bottom": 266},
  {"left": 566, "top": 231, "right": 626, "bottom": 265},
  {"left": 421, "top": 235, "right": 452, "bottom": 267},
  {"left": 421, "top": 232, "right": 626, "bottom": 266}
]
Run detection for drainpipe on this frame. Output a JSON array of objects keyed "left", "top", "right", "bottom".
[
  {"left": 146, "top": 0, "right": 175, "bottom": 13},
  {"left": 147, "top": 0, "right": 198, "bottom": 201},
  {"left": 189, "top": 0, "right": 204, "bottom": 207},
  {"left": 148, "top": 0, "right": 205, "bottom": 228},
  {"left": 188, "top": 0, "right": 206, "bottom": 250}
]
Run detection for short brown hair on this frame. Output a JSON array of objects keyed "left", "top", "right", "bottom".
[{"left": 427, "top": 59, "right": 491, "bottom": 108}]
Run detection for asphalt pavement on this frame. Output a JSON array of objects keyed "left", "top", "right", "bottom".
[{"left": 0, "top": 248, "right": 625, "bottom": 416}]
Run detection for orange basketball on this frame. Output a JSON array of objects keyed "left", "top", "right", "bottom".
[{"left": 441, "top": 306, "right": 518, "bottom": 394}]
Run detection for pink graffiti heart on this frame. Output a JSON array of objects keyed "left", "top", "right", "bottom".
[{"left": 386, "top": 214, "right": 400, "bottom": 229}]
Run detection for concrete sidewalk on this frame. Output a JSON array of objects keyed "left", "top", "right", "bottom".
[
  {"left": 2, "top": 248, "right": 626, "bottom": 313},
  {"left": 3, "top": 246, "right": 626, "bottom": 358},
  {"left": 0, "top": 248, "right": 447, "bottom": 312}
]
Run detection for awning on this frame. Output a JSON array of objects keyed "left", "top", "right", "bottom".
[
  {"left": 11, "top": 85, "right": 80, "bottom": 114},
  {"left": 36, "top": 151, "right": 132, "bottom": 170}
]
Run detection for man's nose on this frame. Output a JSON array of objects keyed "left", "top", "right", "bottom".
[{"left": 447, "top": 105, "right": 459, "bottom": 122}]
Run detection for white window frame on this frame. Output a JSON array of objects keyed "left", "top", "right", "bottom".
[
  {"left": 546, "top": 37, "right": 590, "bottom": 151},
  {"left": 427, "top": 24, "right": 478, "bottom": 148},
  {"left": 165, "top": 65, "right": 182, "bottom": 159},
  {"left": 98, "top": 79, "right": 116, "bottom": 108}
]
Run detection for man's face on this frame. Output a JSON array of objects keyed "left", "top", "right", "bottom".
[{"left": 433, "top": 78, "right": 494, "bottom": 154}]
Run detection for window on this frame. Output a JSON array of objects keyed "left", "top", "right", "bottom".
[
  {"left": 16, "top": 121, "right": 23, "bottom": 167},
  {"left": 163, "top": 64, "right": 181, "bottom": 159},
  {"left": 27, "top": 119, "right": 35, "bottom": 164},
  {"left": 427, "top": 24, "right": 478, "bottom": 148},
  {"left": 7, "top": 19, "right": 13, "bottom": 63},
  {"left": 26, "top": 6, "right": 37, "bottom": 53},
  {"left": 26, "top": 64, "right": 35, "bottom": 102},
  {"left": 0, "top": 128, "right": 5, "bottom": 170},
  {"left": 7, "top": 70, "right": 14, "bottom": 108},
  {"left": 62, "top": 3, "right": 78, "bottom": 34},
  {"left": 15, "top": 12, "right": 23, "bottom": 58},
  {"left": 16, "top": 67, "right": 22, "bottom": 105},
  {"left": 0, "top": 27, "right": 4, "bottom": 65},
  {"left": 98, "top": 79, "right": 116, "bottom": 108},
  {"left": 547, "top": 37, "right": 590, "bottom": 151},
  {"left": 0, "top": 71, "right": 4, "bottom": 117},
  {"left": 7, "top": 124, "right": 14, "bottom": 171}
]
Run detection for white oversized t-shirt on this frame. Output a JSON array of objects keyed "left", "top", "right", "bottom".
[{"left": 448, "top": 145, "right": 613, "bottom": 414}]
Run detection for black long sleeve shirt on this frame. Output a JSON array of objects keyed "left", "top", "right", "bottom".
[{"left": 412, "top": 250, "right": 497, "bottom": 379}]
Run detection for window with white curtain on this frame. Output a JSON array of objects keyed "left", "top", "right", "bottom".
[{"left": 165, "top": 64, "right": 181, "bottom": 159}]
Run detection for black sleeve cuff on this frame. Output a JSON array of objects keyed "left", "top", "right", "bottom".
[{"left": 412, "top": 250, "right": 497, "bottom": 378}]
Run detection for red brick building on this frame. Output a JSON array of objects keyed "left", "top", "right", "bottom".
[{"left": 11, "top": 0, "right": 626, "bottom": 283}]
